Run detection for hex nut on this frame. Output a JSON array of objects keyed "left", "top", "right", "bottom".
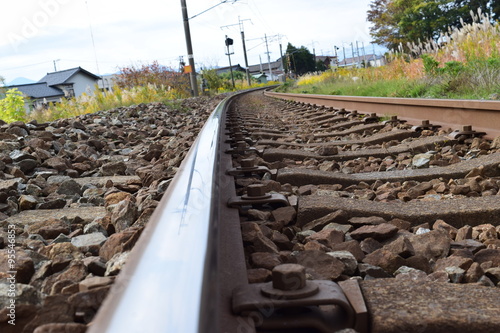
[
  {"left": 272, "top": 264, "right": 306, "bottom": 291},
  {"left": 240, "top": 158, "right": 255, "bottom": 168},
  {"left": 247, "top": 184, "right": 266, "bottom": 197}
]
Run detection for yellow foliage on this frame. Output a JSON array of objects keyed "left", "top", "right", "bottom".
[
  {"left": 28, "top": 84, "right": 187, "bottom": 123},
  {"left": 290, "top": 10, "right": 500, "bottom": 94}
]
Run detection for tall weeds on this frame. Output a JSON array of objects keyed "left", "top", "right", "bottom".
[
  {"left": 288, "top": 10, "right": 500, "bottom": 100},
  {"left": 29, "top": 84, "right": 186, "bottom": 123}
]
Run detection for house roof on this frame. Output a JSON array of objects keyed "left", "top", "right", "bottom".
[
  {"left": 38, "top": 67, "right": 101, "bottom": 86},
  {"left": 215, "top": 64, "right": 246, "bottom": 74},
  {"left": 11, "top": 83, "right": 64, "bottom": 99},
  {"left": 7, "top": 66, "right": 100, "bottom": 100},
  {"left": 248, "top": 59, "right": 282, "bottom": 74}
]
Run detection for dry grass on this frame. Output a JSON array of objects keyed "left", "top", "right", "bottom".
[{"left": 288, "top": 10, "right": 500, "bottom": 100}]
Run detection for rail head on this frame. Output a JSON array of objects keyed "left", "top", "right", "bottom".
[
  {"left": 88, "top": 93, "right": 234, "bottom": 332},
  {"left": 266, "top": 91, "right": 500, "bottom": 139}
]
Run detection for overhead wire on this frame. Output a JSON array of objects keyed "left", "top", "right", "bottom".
[{"left": 0, "top": 61, "right": 53, "bottom": 72}]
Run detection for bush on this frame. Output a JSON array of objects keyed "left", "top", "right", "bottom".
[
  {"left": 115, "top": 61, "right": 190, "bottom": 93},
  {"left": 0, "top": 88, "right": 26, "bottom": 123}
]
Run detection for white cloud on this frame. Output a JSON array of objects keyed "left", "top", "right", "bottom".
[{"left": 0, "top": 0, "right": 382, "bottom": 82}]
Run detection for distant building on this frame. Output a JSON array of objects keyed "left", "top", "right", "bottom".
[
  {"left": 8, "top": 67, "right": 100, "bottom": 112},
  {"left": 252, "top": 73, "right": 268, "bottom": 84},
  {"left": 248, "top": 59, "right": 284, "bottom": 81},
  {"left": 215, "top": 64, "right": 246, "bottom": 75},
  {"left": 315, "top": 56, "right": 336, "bottom": 69},
  {"left": 338, "top": 54, "right": 386, "bottom": 68},
  {"left": 98, "top": 74, "right": 119, "bottom": 92}
]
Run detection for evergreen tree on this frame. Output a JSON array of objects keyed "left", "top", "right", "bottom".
[{"left": 284, "top": 43, "right": 316, "bottom": 76}]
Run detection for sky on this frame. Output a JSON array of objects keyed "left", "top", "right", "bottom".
[{"left": 0, "top": 0, "right": 384, "bottom": 83}]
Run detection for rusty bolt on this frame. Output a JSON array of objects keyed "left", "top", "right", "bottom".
[
  {"left": 240, "top": 158, "right": 255, "bottom": 168},
  {"left": 247, "top": 184, "right": 266, "bottom": 197},
  {"left": 272, "top": 264, "right": 306, "bottom": 291},
  {"left": 422, "top": 120, "right": 430, "bottom": 125},
  {"left": 236, "top": 141, "right": 246, "bottom": 150},
  {"left": 233, "top": 132, "right": 245, "bottom": 141},
  {"left": 463, "top": 125, "right": 472, "bottom": 132},
  {"left": 391, "top": 116, "right": 398, "bottom": 121},
  {"left": 370, "top": 113, "right": 377, "bottom": 117}
]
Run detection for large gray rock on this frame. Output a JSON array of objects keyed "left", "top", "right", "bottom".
[
  {"left": 110, "top": 199, "right": 138, "bottom": 233},
  {"left": 327, "top": 251, "right": 358, "bottom": 275},
  {"left": 71, "top": 233, "right": 107, "bottom": 249},
  {"left": 105, "top": 251, "right": 130, "bottom": 276},
  {"left": 294, "top": 250, "right": 345, "bottom": 280}
]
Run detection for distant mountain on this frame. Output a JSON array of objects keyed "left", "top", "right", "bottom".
[{"left": 7, "top": 77, "right": 36, "bottom": 86}]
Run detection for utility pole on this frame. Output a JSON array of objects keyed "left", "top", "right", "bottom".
[
  {"left": 279, "top": 42, "right": 285, "bottom": 82},
  {"left": 241, "top": 30, "right": 251, "bottom": 85},
  {"left": 342, "top": 46, "right": 346, "bottom": 66},
  {"left": 356, "top": 41, "right": 361, "bottom": 67},
  {"left": 180, "top": 0, "right": 198, "bottom": 96},
  {"left": 53, "top": 59, "right": 60, "bottom": 72},
  {"left": 362, "top": 41, "right": 367, "bottom": 67},
  {"left": 276, "top": 33, "right": 286, "bottom": 81},
  {"left": 350, "top": 43, "right": 355, "bottom": 67},
  {"left": 221, "top": 17, "right": 252, "bottom": 85},
  {"left": 264, "top": 34, "right": 272, "bottom": 81}
]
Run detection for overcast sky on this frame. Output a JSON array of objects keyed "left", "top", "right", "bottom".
[{"left": 0, "top": 0, "right": 382, "bottom": 83}]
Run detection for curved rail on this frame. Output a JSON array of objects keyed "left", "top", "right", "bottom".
[
  {"left": 89, "top": 92, "right": 234, "bottom": 332},
  {"left": 265, "top": 91, "right": 500, "bottom": 139},
  {"left": 89, "top": 88, "right": 500, "bottom": 332}
]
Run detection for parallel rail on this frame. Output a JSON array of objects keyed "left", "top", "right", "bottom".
[{"left": 266, "top": 92, "right": 500, "bottom": 139}]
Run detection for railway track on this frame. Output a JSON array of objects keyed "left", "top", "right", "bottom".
[{"left": 2, "top": 88, "right": 500, "bottom": 332}]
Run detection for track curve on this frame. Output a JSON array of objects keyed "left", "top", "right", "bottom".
[{"left": 89, "top": 89, "right": 500, "bottom": 333}]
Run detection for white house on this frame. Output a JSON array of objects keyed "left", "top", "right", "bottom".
[
  {"left": 9, "top": 67, "right": 100, "bottom": 112},
  {"left": 98, "top": 74, "right": 120, "bottom": 92},
  {"left": 248, "top": 59, "right": 284, "bottom": 81},
  {"left": 338, "top": 54, "right": 386, "bottom": 68}
]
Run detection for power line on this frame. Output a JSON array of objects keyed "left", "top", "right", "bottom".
[
  {"left": 189, "top": 0, "right": 242, "bottom": 20},
  {"left": 0, "top": 61, "right": 52, "bottom": 72},
  {"left": 85, "top": 0, "right": 100, "bottom": 74}
]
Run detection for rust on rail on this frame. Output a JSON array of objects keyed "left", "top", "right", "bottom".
[{"left": 265, "top": 91, "right": 500, "bottom": 139}]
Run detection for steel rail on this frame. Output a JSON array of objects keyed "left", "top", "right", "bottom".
[
  {"left": 265, "top": 91, "right": 500, "bottom": 139},
  {"left": 89, "top": 91, "right": 243, "bottom": 333}
]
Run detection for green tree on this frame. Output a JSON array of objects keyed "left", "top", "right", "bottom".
[
  {"left": 397, "top": 0, "right": 444, "bottom": 42},
  {"left": 368, "top": 0, "right": 500, "bottom": 50},
  {"left": 201, "top": 69, "right": 224, "bottom": 91},
  {"left": 285, "top": 43, "right": 316, "bottom": 76},
  {"left": 0, "top": 88, "right": 26, "bottom": 123},
  {"left": 315, "top": 60, "right": 328, "bottom": 72},
  {"left": 220, "top": 70, "right": 245, "bottom": 81},
  {"left": 367, "top": 0, "right": 405, "bottom": 50}
]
